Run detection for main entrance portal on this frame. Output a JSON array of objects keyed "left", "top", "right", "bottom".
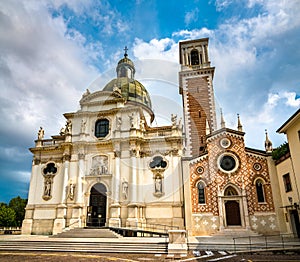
[
  {"left": 225, "top": 200, "right": 241, "bottom": 226},
  {"left": 87, "top": 183, "right": 107, "bottom": 227}
]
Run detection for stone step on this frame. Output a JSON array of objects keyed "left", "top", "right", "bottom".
[
  {"left": 53, "top": 227, "right": 121, "bottom": 238},
  {"left": 211, "top": 229, "right": 261, "bottom": 238},
  {"left": 0, "top": 240, "right": 168, "bottom": 253}
]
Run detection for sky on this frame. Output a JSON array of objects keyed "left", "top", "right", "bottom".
[{"left": 0, "top": 0, "right": 299, "bottom": 203}]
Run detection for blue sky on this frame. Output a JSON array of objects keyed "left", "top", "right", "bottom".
[{"left": 0, "top": 0, "right": 299, "bottom": 203}]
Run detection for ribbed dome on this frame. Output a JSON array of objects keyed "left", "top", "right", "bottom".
[{"left": 103, "top": 77, "right": 152, "bottom": 109}]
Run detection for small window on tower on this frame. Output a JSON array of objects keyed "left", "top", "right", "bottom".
[{"left": 191, "top": 50, "right": 199, "bottom": 65}]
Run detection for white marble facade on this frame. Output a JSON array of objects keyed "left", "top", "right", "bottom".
[{"left": 22, "top": 54, "right": 184, "bottom": 235}]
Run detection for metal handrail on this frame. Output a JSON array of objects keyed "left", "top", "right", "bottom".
[
  {"left": 126, "top": 221, "right": 179, "bottom": 233},
  {"left": 233, "top": 233, "right": 300, "bottom": 253}
]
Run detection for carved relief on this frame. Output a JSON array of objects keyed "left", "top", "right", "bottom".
[{"left": 89, "top": 155, "right": 109, "bottom": 176}]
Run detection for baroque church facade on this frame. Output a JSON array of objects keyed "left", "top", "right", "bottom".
[{"left": 22, "top": 38, "right": 285, "bottom": 236}]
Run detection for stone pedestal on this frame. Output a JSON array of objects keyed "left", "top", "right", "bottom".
[
  {"left": 52, "top": 205, "right": 67, "bottom": 235},
  {"left": 21, "top": 219, "right": 33, "bottom": 235},
  {"left": 168, "top": 230, "right": 188, "bottom": 255},
  {"left": 109, "top": 203, "right": 121, "bottom": 227},
  {"left": 53, "top": 218, "right": 66, "bottom": 235}
]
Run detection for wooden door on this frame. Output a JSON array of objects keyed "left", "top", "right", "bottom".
[{"left": 225, "top": 200, "right": 241, "bottom": 226}]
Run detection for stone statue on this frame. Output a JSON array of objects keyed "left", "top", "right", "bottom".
[
  {"left": 139, "top": 119, "right": 145, "bottom": 131},
  {"left": 82, "top": 89, "right": 90, "bottom": 97},
  {"left": 80, "top": 120, "right": 86, "bottom": 133},
  {"left": 38, "top": 127, "right": 44, "bottom": 140},
  {"left": 171, "top": 114, "right": 177, "bottom": 127},
  {"left": 116, "top": 116, "right": 122, "bottom": 130},
  {"left": 122, "top": 178, "right": 129, "bottom": 200},
  {"left": 155, "top": 178, "right": 162, "bottom": 193},
  {"left": 129, "top": 113, "right": 135, "bottom": 128},
  {"left": 68, "top": 182, "right": 75, "bottom": 200},
  {"left": 44, "top": 179, "right": 51, "bottom": 197},
  {"left": 65, "top": 120, "right": 72, "bottom": 135}
]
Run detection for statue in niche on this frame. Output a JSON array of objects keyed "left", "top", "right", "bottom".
[
  {"left": 116, "top": 116, "right": 122, "bottom": 130},
  {"left": 80, "top": 120, "right": 86, "bottom": 133},
  {"left": 38, "top": 127, "right": 44, "bottom": 140},
  {"left": 122, "top": 178, "right": 129, "bottom": 200},
  {"left": 129, "top": 113, "right": 135, "bottom": 128},
  {"left": 44, "top": 178, "right": 52, "bottom": 197},
  {"left": 68, "top": 182, "right": 75, "bottom": 200},
  {"left": 155, "top": 177, "right": 162, "bottom": 193}
]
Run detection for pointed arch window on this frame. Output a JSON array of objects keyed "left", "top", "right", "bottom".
[
  {"left": 197, "top": 181, "right": 206, "bottom": 204},
  {"left": 191, "top": 49, "right": 199, "bottom": 65},
  {"left": 224, "top": 186, "right": 238, "bottom": 196},
  {"left": 256, "top": 179, "right": 265, "bottom": 203}
]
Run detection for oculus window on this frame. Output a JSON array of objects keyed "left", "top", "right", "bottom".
[
  {"left": 218, "top": 153, "right": 239, "bottom": 174},
  {"left": 95, "top": 119, "right": 109, "bottom": 138}
]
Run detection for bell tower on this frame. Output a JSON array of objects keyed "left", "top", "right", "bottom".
[{"left": 179, "top": 38, "right": 217, "bottom": 158}]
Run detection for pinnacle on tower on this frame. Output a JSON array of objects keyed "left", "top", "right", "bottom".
[
  {"left": 206, "top": 119, "right": 211, "bottom": 135},
  {"left": 237, "top": 114, "right": 243, "bottom": 132},
  {"left": 264, "top": 129, "right": 273, "bottom": 153},
  {"left": 220, "top": 108, "right": 226, "bottom": 128}
]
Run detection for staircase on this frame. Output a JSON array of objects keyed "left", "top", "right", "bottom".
[
  {"left": 0, "top": 240, "right": 168, "bottom": 254},
  {"left": 52, "top": 227, "right": 121, "bottom": 238}
]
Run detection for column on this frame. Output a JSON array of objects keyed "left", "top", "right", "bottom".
[
  {"left": 61, "top": 155, "right": 70, "bottom": 203},
  {"left": 114, "top": 152, "right": 121, "bottom": 203},
  {"left": 204, "top": 44, "right": 209, "bottom": 62},
  {"left": 77, "top": 153, "right": 85, "bottom": 204},
  {"left": 131, "top": 154, "right": 137, "bottom": 203},
  {"left": 109, "top": 151, "right": 121, "bottom": 227}
]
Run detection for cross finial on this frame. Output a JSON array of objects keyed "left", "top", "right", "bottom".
[{"left": 124, "top": 46, "right": 128, "bottom": 57}]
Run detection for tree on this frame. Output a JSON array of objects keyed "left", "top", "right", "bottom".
[
  {"left": 9, "top": 196, "right": 27, "bottom": 227},
  {"left": 272, "top": 142, "right": 290, "bottom": 161},
  {"left": 0, "top": 205, "right": 15, "bottom": 227}
]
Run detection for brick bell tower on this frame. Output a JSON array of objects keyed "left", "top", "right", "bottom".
[{"left": 179, "top": 38, "right": 217, "bottom": 158}]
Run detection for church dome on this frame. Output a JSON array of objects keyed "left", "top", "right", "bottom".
[
  {"left": 102, "top": 49, "right": 153, "bottom": 121},
  {"left": 103, "top": 77, "right": 152, "bottom": 109}
]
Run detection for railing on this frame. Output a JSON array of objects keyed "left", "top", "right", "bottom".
[
  {"left": 65, "top": 219, "right": 80, "bottom": 230},
  {"left": 126, "top": 222, "right": 179, "bottom": 234},
  {"left": 233, "top": 233, "right": 300, "bottom": 253},
  {"left": 0, "top": 227, "right": 21, "bottom": 235}
]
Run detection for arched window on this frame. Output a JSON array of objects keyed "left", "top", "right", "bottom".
[
  {"left": 256, "top": 179, "right": 265, "bottom": 203},
  {"left": 197, "top": 181, "right": 206, "bottom": 204},
  {"left": 95, "top": 119, "right": 109, "bottom": 138},
  {"left": 191, "top": 50, "right": 199, "bottom": 65}
]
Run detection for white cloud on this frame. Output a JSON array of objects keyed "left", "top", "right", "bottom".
[
  {"left": 184, "top": 8, "right": 199, "bottom": 26},
  {"left": 133, "top": 38, "right": 178, "bottom": 62},
  {"left": 0, "top": 1, "right": 100, "bottom": 143}
]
